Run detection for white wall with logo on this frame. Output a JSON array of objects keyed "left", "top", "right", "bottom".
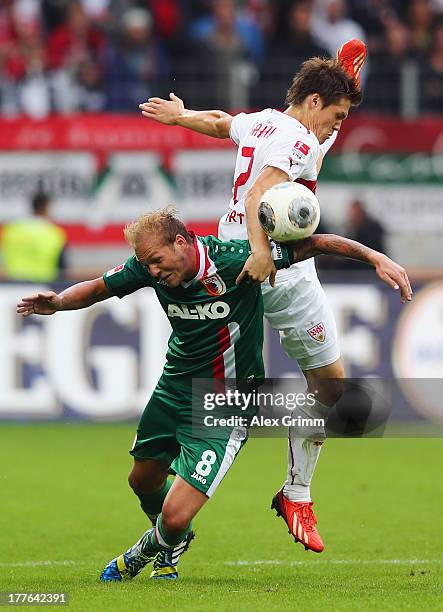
[{"left": 2, "top": 280, "right": 443, "bottom": 422}]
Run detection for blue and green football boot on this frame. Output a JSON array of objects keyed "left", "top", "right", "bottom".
[
  {"left": 150, "top": 531, "right": 195, "bottom": 580},
  {"left": 100, "top": 528, "right": 156, "bottom": 582}
]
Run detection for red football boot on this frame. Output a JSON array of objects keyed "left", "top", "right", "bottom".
[
  {"left": 337, "top": 38, "right": 367, "bottom": 88},
  {"left": 271, "top": 489, "right": 324, "bottom": 553}
]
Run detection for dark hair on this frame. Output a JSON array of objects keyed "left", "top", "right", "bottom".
[
  {"left": 286, "top": 57, "right": 363, "bottom": 107},
  {"left": 32, "top": 192, "right": 50, "bottom": 215}
]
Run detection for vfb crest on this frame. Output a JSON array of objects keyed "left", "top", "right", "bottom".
[{"left": 307, "top": 322, "right": 326, "bottom": 343}]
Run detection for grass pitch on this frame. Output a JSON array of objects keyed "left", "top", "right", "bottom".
[{"left": 0, "top": 423, "right": 442, "bottom": 611}]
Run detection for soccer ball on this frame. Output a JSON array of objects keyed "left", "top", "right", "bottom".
[{"left": 258, "top": 181, "right": 320, "bottom": 242}]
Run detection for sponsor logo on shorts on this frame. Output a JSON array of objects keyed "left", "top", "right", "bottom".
[
  {"left": 191, "top": 471, "right": 207, "bottom": 485},
  {"left": 307, "top": 322, "right": 326, "bottom": 343},
  {"left": 106, "top": 264, "right": 124, "bottom": 277},
  {"left": 201, "top": 273, "right": 227, "bottom": 296},
  {"left": 167, "top": 301, "right": 230, "bottom": 320}
]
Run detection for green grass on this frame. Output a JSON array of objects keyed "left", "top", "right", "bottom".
[{"left": 0, "top": 423, "right": 442, "bottom": 611}]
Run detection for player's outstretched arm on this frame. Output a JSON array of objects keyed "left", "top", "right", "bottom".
[
  {"left": 139, "top": 92, "right": 233, "bottom": 139},
  {"left": 16, "top": 277, "right": 112, "bottom": 317},
  {"left": 290, "top": 234, "right": 412, "bottom": 303}
]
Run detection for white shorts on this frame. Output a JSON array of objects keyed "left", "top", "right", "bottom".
[{"left": 261, "top": 260, "right": 340, "bottom": 371}]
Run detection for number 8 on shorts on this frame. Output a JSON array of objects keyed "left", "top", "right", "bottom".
[{"left": 195, "top": 450, "right": 217, "bottom": 476}]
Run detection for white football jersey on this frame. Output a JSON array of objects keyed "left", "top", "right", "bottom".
[{"left": 218, "top": 108, "right": 330, "bottom": 242}]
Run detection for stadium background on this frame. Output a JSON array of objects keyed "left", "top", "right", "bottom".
[{"left": 0, "top": 1, "right": 442, "bottom": 610}]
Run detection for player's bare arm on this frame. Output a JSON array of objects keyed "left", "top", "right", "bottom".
[
  {"left": 291, "top": 234, "right": 412, "bottom": 303},
  {"left": 139, "top": 93, "right": 233, "bottom": 139},
  {"left": 16, "top": 277, "right": 112, "bottom": 317},
  {"left": 237, "top": 166, "right": 289, "bottom": 288}
]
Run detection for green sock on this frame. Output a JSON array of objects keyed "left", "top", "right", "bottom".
[
  {"left": 137, "top": 479, "right": 173, "bottom": 524},
  {"left": 139, "top": 513, "right": 192, "bottom": 556},
  {"left": 156, "top": 513, "right": 192, "bottom": 547}
]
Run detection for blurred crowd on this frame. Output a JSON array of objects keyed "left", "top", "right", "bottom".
[
  {"left": 1, "top": 0, "right": 443, "bottom": 117},
  {"left": 316, "top": 198, "right": 387, "bottom": 272}
]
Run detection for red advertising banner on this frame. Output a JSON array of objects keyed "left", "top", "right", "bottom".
[
  {"left": 2, "top": 114, "right": 443, "bottom": 248},
  {"left": 62, "top": 221, "right": 220, "bottom": 245},
  {"left": 0, "top": 114, "right": 234, "bottom": 154},
  {"left": 0, "top": 113, "right": 443, "bottom": 153}
]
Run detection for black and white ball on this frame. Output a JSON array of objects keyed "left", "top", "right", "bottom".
[{"left": 258, "top": 181, "right": 320, "bottom": 242}]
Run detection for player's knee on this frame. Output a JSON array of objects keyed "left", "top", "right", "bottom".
[
  {"left": 127, "top": 468, "right": 165, "bottom": 494},
  {"left": 311, "top": 377, "right": 345, "bottom": 406},
  {"left": 127, "top": 470, "right": 144, "bottom": 492}
]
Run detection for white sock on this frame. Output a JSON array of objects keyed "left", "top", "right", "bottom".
[{"left": 283, "top": 399, "right": 331, "bottom": 503}]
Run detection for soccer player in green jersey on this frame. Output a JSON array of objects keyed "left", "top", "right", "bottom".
[{"left": 17, "top": 208, "right": 411, "bottom": 581}]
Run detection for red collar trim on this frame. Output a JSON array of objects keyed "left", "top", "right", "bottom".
[{"left": 181, "top": 231, "right": 209, "bottom": 287}]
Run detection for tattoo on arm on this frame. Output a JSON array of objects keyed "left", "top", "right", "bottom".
[{"left": 291, "top": 234, "right": 377, "bottom": 265}]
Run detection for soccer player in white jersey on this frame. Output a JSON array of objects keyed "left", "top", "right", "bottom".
[{"left": 139, "top": 42, "right": 380, "bottom": 553}]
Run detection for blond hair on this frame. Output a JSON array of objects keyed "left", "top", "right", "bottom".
[{"left": 123, "top": 206, "right": 192, "bottom": 249}]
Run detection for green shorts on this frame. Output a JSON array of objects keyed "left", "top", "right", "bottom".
[{"left": 130, "top": 378, "right": 247, "bottom": 497}]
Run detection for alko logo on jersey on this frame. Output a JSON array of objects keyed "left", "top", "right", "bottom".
[{"left": 168, "top": 301, "right": 230, "bottom": 320}]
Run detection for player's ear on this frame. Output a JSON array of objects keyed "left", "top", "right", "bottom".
[
  {"left": 310, "top": 93, "right": 326, "bottom": 110},
  {"left": 175, "top": 234, "right": 187, "bottom": 248}
]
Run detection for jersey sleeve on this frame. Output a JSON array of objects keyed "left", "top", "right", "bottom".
[
  {"left": 207, "top": 236, "right": 293, "bottom": 284},
  {"left": 229, "top": 112, "right": 256, "bottom": 146},
  {"left": 209, "top": 238, "right": 251, "bottom": 283},
  {"left": 270, "top": 240, "right": 294, "bottom": 270},
  {"left": 264, "top": 135, "right": 319, "bottom": 182},
  {"left": 103, "top": 255, "right": 152, "bottom": 298}
]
